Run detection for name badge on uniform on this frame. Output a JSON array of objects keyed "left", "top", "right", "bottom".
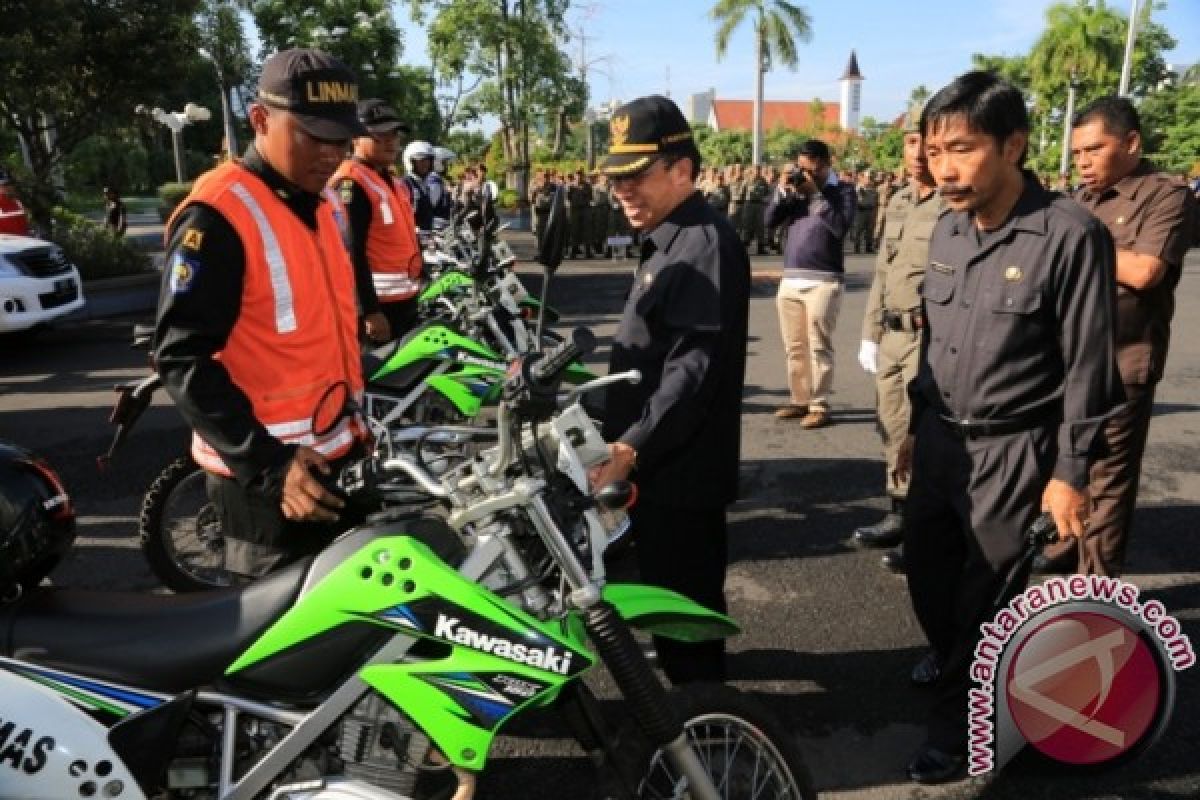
[
  {"left": 930, "top": 260, "right": 956, "bottom": 275},
  {"left": 379, "top": 200, "right": 394, "bottom": 225},
  {"left": 1004, "top": 266, "right": 1023, "bottom": 283}
]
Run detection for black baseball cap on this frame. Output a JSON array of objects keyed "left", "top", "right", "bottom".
[
  {"left": 257, "top": 48, "right": 367, "bottom": 140},
  {"left": 599, "top": 95, "right": 700, "bottom": 177},
  {"left": 358, "top": 99, "right": 410, "bottom": 135}
]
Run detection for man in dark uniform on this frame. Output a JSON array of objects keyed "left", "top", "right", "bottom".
[
  {"left": 529, "top": 169, "right": 554, "bottom": 247},
  {"left": 1034, "top": 96, "right": 1195, "bottom": 576},
  {"left": 590, "top": 172, "right": 612, "bottom": 257},
  {"left": 850, "top": 170, "right": 878, "bottom": 253},
  {"left": 566, "top": 170, "right": 592, "bottom": 258},
  {"left": 895, "top": 71, "right": 1122, "bottom": 783},
  {"left": 154, "top": 49, "right": 369, "bottom": 578},
  {"left": 103, "top": 187, "right": 128, "bottom": 237},
  {"left": 590, "top": 95, "right": 750, "bottom": 684}
]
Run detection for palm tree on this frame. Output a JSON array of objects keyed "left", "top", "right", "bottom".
[
  {"left": 1029, "top": 0, "right": 1125, "bottom": 175},
  {"left": 712, "top": 0, "right": 812, "bottom": 166}
]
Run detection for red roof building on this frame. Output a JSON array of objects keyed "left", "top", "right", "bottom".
[{"left": 708, "top": 99, "right": 842, "bottom": 133}]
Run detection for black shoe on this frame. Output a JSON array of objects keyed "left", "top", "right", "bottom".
[
  {"left": 1032, "top": 552, "right": 1076, "bottom": 575},
  {"left": 906, "top": 745, "right": 966, "bottom": 785},
  {"left": 910, "top": 651, "right": 942, "bottom": 686},
  {"left": 882, "top": 546, "right": 905, "bottom": 573},
  {"left": 853, "top": 513, "right": 903, "bottom": 548}
]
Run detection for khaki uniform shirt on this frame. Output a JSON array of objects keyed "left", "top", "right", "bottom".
[
  {"left": 1074, "top": 160, "right": 1195, "bottom": 385},
  {"left": 863, "top": 182, "right": 945, "bottom": 341}
]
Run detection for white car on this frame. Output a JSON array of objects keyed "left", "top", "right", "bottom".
[{"left": 0, "top": 234, "right": 85, "bottom": 333}]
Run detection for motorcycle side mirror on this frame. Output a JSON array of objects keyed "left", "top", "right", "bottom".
[
  {"left": 537, "top": 185, "right": 566, "bottom": 274},
  {"left": 594, "top": 480, "right": 638, "bottom": 512},
  {"left": 312, "top": 380, "right": 354, "bottom": 438}
]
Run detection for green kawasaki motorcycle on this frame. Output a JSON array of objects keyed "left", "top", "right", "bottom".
[{"left": 5, "top": 331, "right": 815, "bottom": 800}]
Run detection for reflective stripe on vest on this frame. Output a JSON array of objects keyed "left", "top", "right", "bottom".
[
  {"left": 170, "top": 161, "right": 364, "bottom": 479},
  {"left": 229, "top": 182, "right": 297, "bottom": 334},
  {"left": 331, "top": 160, "right": 422, "bottom": 302}
]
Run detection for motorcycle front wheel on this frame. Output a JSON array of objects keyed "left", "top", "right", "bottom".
[
  {"left": 139, "top": 454, "right": 235, "bottom": 592},
  {"left": 608, "top": 683, "right": 816, "bottom": 800}
]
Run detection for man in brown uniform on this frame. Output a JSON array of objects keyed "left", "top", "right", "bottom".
[
  {"left": 1037, "top": 96, "right": 1195, "bottom": 576},
  {"left": 852, "top": 105, "right": 944, "bottom": 573}
]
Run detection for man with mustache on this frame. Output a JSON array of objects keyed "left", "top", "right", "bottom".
[
  {"left": 1035, "top": 96, "right": 1194, "bottom": 576},
  {"left": 154, "top": 49, "right": 368, "bottom": 578},
  {"left": 894, "top": 71, "right": 1122, "bottom": 783}
]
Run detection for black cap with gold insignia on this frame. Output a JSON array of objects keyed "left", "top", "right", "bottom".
[
  {"left": 257, "top": 48, "right": 367, "bottom": 140},
  {"left": 600, "top": 95, "right": 700, "bottom": 178},
  {"left": 358, "top": 99, "right": 410, "bottom": 135}
]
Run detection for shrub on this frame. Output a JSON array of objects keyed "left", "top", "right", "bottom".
[
  {"left": 496, "top": 188, "right": 520, "bottom": 210},
  {"left": 47, "top": 208, "right": 152, "bottom": 281},
  {"left": 156, "top": 182, "right": 194, "bottom": 222}
]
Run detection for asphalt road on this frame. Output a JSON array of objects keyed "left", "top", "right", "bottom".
[{"left": 1, "top": 244, "right": 1198, "bottom": 799}]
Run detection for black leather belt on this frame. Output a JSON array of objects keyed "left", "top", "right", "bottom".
[
  {"left": 883, "top": 309, "right": 924, "bottom": 332},
  {"left": 936, "top": 412, "right": 1053, "bottom": 439}
]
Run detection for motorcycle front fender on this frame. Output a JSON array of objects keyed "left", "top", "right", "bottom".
[{"left": 601, "top": 583, "right": 740, "bottom": 643}]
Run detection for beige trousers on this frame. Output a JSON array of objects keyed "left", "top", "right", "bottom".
[{"left": 776, "top": 280, "right": 842, "bottom": 412}]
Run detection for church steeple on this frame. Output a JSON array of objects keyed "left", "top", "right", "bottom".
[{"left": 838, "top": 50, "right": 864, "bottom": 133}]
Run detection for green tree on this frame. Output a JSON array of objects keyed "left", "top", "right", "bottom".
[
  {"left": 711, "top": 0, "right": 812, "bottom": 166},
  {"left": 1140, "top": 82, "right": 1200, "bottom": 175},
  {"left": 197, "top": 0, "right": 253, "bottom": 158},
  {"left": 0, "top": 0, "right": 201, "bottom": 228},
  {"left": 412, "top": 0, "right": 574, "bottom": 204},
  {"left": 252, "top": 1, "right": 441, "bottom": 139},
  {"left": 694, "top": 126, "right": 752, "bottom": 166}
]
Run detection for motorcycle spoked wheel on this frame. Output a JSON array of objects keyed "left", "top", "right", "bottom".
[
  {"left": 139, "top": 454, "right": 237, "bottom": 592},
  {"left": 603, "top": 683, "right": 816, "bottom": 800}
]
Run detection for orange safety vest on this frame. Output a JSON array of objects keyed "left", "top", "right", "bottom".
[
  {"left": 330, "top": 159, "right": 423, "bottom": 302},
  {"left": 168, "top": 161, "right": 365, "bottom": 477}
]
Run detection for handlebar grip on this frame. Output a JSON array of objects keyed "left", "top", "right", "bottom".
[
  {"left": 1027, "top": 511, "right": 1059, "bottom": 547},
  {"left": 530, "top": 328, "right": 596, "bottom": 385}
]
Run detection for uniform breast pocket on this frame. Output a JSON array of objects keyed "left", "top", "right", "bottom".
[
  {"left": 922, "top": 265, "right": 956, "bottom": 305},
  {"left": 985, "top": 286, "right": 1046, "bottom": 353}
]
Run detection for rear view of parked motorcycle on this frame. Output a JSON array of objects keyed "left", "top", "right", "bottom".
[{"left": 0, "top": 330, "right": 815, "bottom": 800}]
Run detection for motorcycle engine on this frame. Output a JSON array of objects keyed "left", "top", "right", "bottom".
[{"left": 337, "top": 692, "right": 431, "bottom": 796}]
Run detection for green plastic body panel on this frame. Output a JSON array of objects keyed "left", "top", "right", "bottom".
[
  {"left": 419, "top": 272, "right": 473, "bottom": 303},
  {"left": 371, "top": 324, "right": 504, "bottom": 384},
  {"left": 425, "top": 367, "right": 503, "bottom": 416},
  {"left": 601, "top": 583, "right": 740, "bottom": 642},
  {"left": 227, "top": 536, "right": 594, "bottom": 772}
]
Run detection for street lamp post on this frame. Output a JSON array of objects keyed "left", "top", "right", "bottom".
[
  {"left": 138, "top": 103, "right": 212, "bottom": 183},
  {"left": 198, "top": 47, "right": 237, "bottom": 159}
]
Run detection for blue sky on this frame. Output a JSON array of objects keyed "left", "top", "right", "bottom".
[{"left": 394, "top": 0, "right": 1200, "bottom": 126}]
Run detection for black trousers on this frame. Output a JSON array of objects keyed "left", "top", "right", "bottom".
[
  {"left": 380, "top": 297, "right": 420, "bottom": 341},
  {"left": 903, "top": 411, "right": 1052, "bottom": 752},
  {"left": 630, "top": 500, "right": 729, "bottom": 684},
  {"left": 206, "top": 454, "right": 366, "bottom": 579}
]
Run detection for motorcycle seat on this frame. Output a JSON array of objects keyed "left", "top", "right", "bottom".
[{"left": 0, "top": 557, "right": 310, "bottom": 693}]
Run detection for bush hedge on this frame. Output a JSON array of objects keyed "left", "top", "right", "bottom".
[
  {"left": 47, "top": 208, "right": 152, "bottom": 281},
  {"left": 156, "top": 182, "right": 194, "bottom": 222}
]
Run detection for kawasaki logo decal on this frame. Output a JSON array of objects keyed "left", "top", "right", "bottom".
[{"left": 434, "top": 614, "right": 574, "bottom": 674}]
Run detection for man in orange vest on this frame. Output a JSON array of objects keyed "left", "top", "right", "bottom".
[
  {"left": 154, "top": 48, "right": 368, "bottom": 578},
  {"left": 331, "top": 99, "right": 422, "bottom": 343}
]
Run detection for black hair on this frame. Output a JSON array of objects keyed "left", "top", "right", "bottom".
[
  {"left": 921, "top": 70, "right": 1029, "bottom": 162},
  {"left": 796, "top": 138, "right": 831, "bottom": 164},
  {"left": 664, "top": 148, "right": 703, "bottom": 181},
  {"left": 1073, "top": 95, "right": 1142, "bottom": 137}
]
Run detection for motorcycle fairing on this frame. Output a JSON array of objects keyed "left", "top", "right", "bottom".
[
  {"left": 226, "top": 536, "right": 594, "bottom": 770},
  {"left": 601, "top": 583, "right": 740, "bottom": 642},
  {"left": 418, "top": 271, "right": 473, "bottom": 304}
]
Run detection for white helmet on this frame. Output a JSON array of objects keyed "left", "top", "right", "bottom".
[
  {"left": 403, "top": 140, "right": 435, "bottom": 171},
  {"left": 433, "top": 146, "right": 456, "bottom": 173}
]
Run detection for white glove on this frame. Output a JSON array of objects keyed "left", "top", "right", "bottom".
[{"left": 858, "top": 340, "right": 879, "bottom": 374}]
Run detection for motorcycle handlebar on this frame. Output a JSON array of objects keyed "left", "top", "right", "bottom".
[{"left": 529, "top": 328, "right": 596, "bottom": 386}]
